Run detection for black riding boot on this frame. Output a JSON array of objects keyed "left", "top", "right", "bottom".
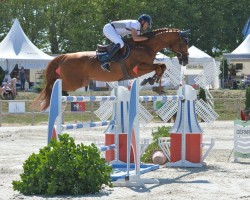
[{"left": 101, "top": 43, "right": 121, "bottom": 72}]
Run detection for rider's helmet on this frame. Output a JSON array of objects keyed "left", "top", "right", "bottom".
[{"left": 138, "top": 14, "right": 152, "bottom": 28}]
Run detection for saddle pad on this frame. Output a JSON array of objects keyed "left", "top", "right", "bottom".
[{"left": 96, "top": 51, "right": 109, "bottom": 62}]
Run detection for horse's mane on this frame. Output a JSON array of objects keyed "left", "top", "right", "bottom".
[
  {"left": 151, "top": 28, "right": 190, "bottom": 44},
  {"left": 139, "top": 28, "right": 180, "bottom": 38},
  {"left": 125, "top": 28, "right": 181, "bottom": 46},
  {"left": 151, "top": 28, "right": 180, "bottom": 35}
]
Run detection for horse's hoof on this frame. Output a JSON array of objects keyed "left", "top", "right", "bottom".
[
  {"left": 62, "top": 91, "right": 69, "bottom": 96},
  {"left": 148, "top": 78, "right": 155, "bottom": 85},
  {"left": 140, "top": 79, "right": 148, "bottom": 86}
]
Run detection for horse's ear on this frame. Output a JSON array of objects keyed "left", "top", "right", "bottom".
[{"left": 179, "top": 29, "right": 191, "bottom": 37}]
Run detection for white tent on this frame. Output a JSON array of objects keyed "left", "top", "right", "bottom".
[
  {"left": 223, "top": 35, "right": 250, "bottom": 80},
  {"left": 172, "top": 45, "right": 216, "bottom": 74},
  {"left": 0, "top": 19, "right": 53, "bottom": 74},
  {"left": 188, "top": 45, "right": 215, "bottom": 65},
  {"left": 223, "top": 34, "right": 250, "bottom": 61},
  {"left": 172, "top": 45, "right": 219, "bottom": 89}
]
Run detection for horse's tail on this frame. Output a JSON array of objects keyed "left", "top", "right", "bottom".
[{"left": 32, "top": 55, "right": 64, "bottom": 111}]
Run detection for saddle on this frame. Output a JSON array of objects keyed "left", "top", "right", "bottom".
[{"left": 96, "top": 43, "right": 130, "bottom": 63}]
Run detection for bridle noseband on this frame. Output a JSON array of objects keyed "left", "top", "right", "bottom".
[{"left": 176, "top": 33, "right": 189, "bottom": 63}]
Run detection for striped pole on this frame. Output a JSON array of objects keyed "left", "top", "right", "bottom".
[
  {"left": 48, "top": 79, "right": 117, "bottom": 143},
  {"left": 62, "top": 95, "right": 116, "bottom": 102},
  {"left": 98, "top": 144, "right": 116, "bottom": 152},
  {"left": 61, "top": 120, "right": 115, "bottom": 131},
  {"left": 139, "top": 95, "right": 184, "bottom": 102}
]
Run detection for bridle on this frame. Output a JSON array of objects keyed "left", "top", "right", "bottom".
[
  {"left": 152, "top": 30, "right": 189, "bottom": 64},
  {"left": 176, "top": 33, "right": 189, "bottom": 65}
]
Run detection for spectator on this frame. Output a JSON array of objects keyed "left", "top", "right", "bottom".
[
  {"left": 24, "top": 81, "right": 29, "bottom": 92},
  {"left": 19, "top": 66, "right": 26, "bottom": 91},
  {"left": 1, "top": 82, "right": 9, "bottom": 93},
  {"left": 10, "top": 78, "right": 17, "bottom": 96}
]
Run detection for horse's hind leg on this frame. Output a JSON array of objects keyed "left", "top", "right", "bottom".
[
  {"left": 155, "top": 64, "right": 166, "bottom": 83},
  {"left": 149, "top": 64, "right": 167, "bottom": 84}
]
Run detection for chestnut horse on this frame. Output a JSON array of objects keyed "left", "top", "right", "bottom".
[{"left": 33, "top": 28, "right": 189, "bottom": 110}]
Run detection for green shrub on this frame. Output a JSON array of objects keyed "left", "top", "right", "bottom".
[
  {"left": 33, "top": 84, "right": 42, "bottom": 93},
  {"left": 12, "top": 134, "right": 113, "bottom": 195},
  {"left": 141, "top": 126, "right": 170, "bottom": 163},
  {"left": 198, "top": 87, "right": 207, "bottom": 102},
  {"left": 245, "top": 87, "right": 250, "bottom": 110}
]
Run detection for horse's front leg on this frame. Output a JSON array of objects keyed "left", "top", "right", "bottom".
[{"left": 139, "top": 63, "right": 166, "bottom": 86}]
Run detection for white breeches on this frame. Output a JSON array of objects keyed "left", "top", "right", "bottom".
[{"left": 103, "top": 24, "right": 124, "bottom": 48}]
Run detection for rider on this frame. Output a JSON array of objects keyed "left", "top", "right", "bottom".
[{"left": 101, "top": 14, "right": 153, "bottom": 72}]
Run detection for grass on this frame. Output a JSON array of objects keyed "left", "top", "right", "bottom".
[{"left": 0, "top": 88, "right": 246, "bottom": 126}]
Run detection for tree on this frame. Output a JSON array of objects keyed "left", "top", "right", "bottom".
[
  {"left": 220, "top": 59, "right": 229, "bottom": 88},
  {"left": 0, "top": 0, "right": 249, "bottom": 55},
  {"left": 245, "top": 87, "right": 250, "bottom": 110}
]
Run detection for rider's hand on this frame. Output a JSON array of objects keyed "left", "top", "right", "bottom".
[{"left": 143, "top": 31, "right": 154, "bottom": 39}]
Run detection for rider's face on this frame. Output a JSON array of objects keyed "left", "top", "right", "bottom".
[{"left": 142, "top": 21, "right": 149, "bottom": 30}]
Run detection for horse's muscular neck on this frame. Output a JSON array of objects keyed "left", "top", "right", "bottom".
[
  {"left": 132, "top": 29, "right": 180, "bottom": 54},
  {"left": 149, "top": 32, "right": 179, "bottom": 53}
]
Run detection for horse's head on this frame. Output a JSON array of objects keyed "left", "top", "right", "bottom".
[
  {"left": 146, "top": 28, "right": 190, "bottom": 66},
  {"left": 171, "top": 30, "right": 190, "bottom": 66},
  {"left": 128, "top": 28, "right": 190, "bottom": 66}
]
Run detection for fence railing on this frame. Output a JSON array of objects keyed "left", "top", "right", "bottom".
[
  {"left": 0, "top": 100, "right": 98, "bottom": 127},
  {"left": 0, "top": 97, "right": 247, "bottom": 126}
]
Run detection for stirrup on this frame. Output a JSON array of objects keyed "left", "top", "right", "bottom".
[{"left": 101, "top": 62, "right": 111, "bottom": 72}]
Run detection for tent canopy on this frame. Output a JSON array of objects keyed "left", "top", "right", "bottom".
[
  {"left": 171, "top": 45, "right": 219, "bottom": 88},
  {"left": 188, "top": 45, "right": 215, "bottom": 64},
  {"left": 223, "top": 34, "right": 250, "bottom": 61},
  {"left": 0, "top": 19, "right": 53, "bottom": 73}
]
